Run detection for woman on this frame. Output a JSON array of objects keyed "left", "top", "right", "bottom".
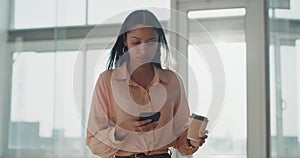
[{"left": 86, "top": 10, "right": 208, "bottom": 158}]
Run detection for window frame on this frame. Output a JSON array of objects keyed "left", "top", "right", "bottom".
[
  {"left": 173, "top": 0, "right": 270, "bottom": 158},
  {"left": 3, "top": 0, "right": 272, "bottom": 157}
]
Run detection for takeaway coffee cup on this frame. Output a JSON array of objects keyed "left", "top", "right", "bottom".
[{"left": 187, "top": 113, "right": 209, "bottom": 141}]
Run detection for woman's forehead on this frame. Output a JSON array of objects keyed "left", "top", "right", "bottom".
[{"left": 127, "top": 25, "right": 157, "bottom": 39}]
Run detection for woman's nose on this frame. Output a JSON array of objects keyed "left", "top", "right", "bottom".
[{"left": 138, "top": 43, "right": 149, "bottom": 54}]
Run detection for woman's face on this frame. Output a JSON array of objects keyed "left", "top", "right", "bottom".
[{"left": 124, "top": 24, "right": 158, "bottom": 65}]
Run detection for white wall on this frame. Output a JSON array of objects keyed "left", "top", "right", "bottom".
[{"left": 0, "top": 0, "right": 10, "bottom": 157}]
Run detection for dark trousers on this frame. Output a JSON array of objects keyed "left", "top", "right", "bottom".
[{"left": 114, "top": 153, "right": 171, "bottom": 158}]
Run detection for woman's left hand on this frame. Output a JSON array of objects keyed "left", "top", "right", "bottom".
[{"left": 189, "top": 135, "right": 208, "bottom": 148}]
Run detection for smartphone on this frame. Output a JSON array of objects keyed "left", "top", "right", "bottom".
[{"left": 138, "top": 112, "right": 161, "bottom": 123}]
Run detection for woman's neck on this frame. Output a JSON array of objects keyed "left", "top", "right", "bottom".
[{"left": 127, "top": 62, "right": 154, "bottom": 88}]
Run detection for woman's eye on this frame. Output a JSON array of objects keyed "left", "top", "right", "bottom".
[
  {"left": 148, "top": 40, "right": 157, "bottom": 43},
  {"left": 131, "top": 41, "right": 140, "bottom": 44},
  {"left": 148, "top": 41, "right": 157, "bottom": 44}
]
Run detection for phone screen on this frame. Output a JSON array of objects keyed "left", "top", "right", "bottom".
[{"left": 138, "top": 112, "right": 161, "bottom": 122}]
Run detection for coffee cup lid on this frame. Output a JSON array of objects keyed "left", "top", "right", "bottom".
[{"left": 190, "top": 113, "right": 209, "bottom": 122}]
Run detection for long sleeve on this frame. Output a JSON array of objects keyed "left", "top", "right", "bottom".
[
  {"left": 86, "top": 73, "right": 126, "bottom": 158},
  {"left": 172, "top": 74, "right": 199, "bottom": 155}
]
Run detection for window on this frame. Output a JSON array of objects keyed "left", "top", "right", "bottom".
[
  {"left": 269, "top": 0, "right": 300, "bottom": 157},
  {"left": 9, "top": 51, "right": 82, "bottom": 150},
  {"left": 12, "top": 0, "right": 170, "bottom": 29},
  {"left": 88, "top": 0, "right": 170, "bottom": 24},
  {"left": 13, "top": 0, "right": 85, "bottom": 29},
  {"left": 188, "top": 9, "right": 247, "bottom": 157},
  {"left": 269, "top": 44, "right": 300, "bottom": 157},
  {"left": 8, "top": 1, "right": 171, "bottom": 156}
]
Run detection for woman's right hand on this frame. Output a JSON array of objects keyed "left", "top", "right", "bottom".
[
  {"left": 115, "top": 118, "right": 159, "bottom": 138},
  {"left": 189, "top": 135, "right": 208, "bottom": 148}
]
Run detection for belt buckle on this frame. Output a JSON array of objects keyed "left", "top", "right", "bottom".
[
  {"left": 134, "top": 153, "right": 145, "bottom": 158},
  {"left": 134, "top": 153, "right": 139, "bottom": 158}
]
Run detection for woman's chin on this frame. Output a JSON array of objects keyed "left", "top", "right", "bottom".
[{"left": 133, "top": 58, "right": 152, "bottom": 65}]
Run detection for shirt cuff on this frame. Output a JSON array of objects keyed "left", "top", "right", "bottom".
[
  {"left": 110, "top": 127, "right": 127, "bottom": 144},
  {"left": 94, "top": 127, "right": 126, "bottom": 147}
]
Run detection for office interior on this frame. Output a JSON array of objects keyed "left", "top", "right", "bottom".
[{"left": 0, "top": 0, "right": 299, "bottom": 158}]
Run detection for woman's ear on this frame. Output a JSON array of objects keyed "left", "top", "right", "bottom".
[{"left": 123, "top": 34, "right": 128, "bottom": 47}]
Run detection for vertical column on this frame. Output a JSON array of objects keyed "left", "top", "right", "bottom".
[
  {"left": 245, "top": 0, "right": 270, "bottom": 158},
  {"left": 170, "top": 1, "right": 189, "bottom": 87},
  {"left": 273, "top": 36, "right": 286, "bottom": 157},
  {"left": 296, "top": 40, "right": 300, "bottom": 145},
  {"left": 169, "top": 2, "right": 180, "bottom": 158},
  {"left": 0, "top": 0, "right": 11, "bottom": 157},
  {"left": 170, "top": 1, "right": 190, "bottom": 158}
]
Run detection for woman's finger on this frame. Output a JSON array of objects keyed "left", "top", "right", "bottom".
[
  {"left": 201, "top": 135, "right": 208, "bottom": 139},
  {"left": 140, "top": 121, "right": 159, "bottom": 132},
  {"left": 133, "top": 119, "right": 152, "bottom": 127},
  {"left": 200, "top": 130, "right": 209, "bottom": 136}
]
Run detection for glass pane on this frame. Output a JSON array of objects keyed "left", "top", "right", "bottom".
[
  {"left": 14, "top": 0, "right": 55, "bottom": 29},
  {"left": 56, "top": 0, "right": 86, "bottom": 26},
  {"left": 269, "top": 45, "right": 300, "bottom": 157},
  {"left": 188, "top": 9, "right": 247, "bottom": 157},
  {"left": 269, "top": 0, "right": 300, "bottom": 19},
  {"left": 85, "top": 49, "right": 110, "bottom": 121},
  {"left": 88, "top": 0, "right": 170, "bottom": 25},
  {"left": 10, "top": 52, "right": 55, "bottom": 149},
  {"left": 14, "top": 0, "right": 85, "bottom": 29},
  {"left": 269, "top": 0, "right": 300, "bottom": 157},
  {"left": 9, "top": 51, "right": 82, "bottom": 150},
  {"left": 188, "top": 8, "right": 246, "bottom": 19},
  {"left": 53, "top": 51, "right": 81, "bottom": 139}
]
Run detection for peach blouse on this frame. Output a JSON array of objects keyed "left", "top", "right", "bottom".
[{"left": 86, "top": 63, "right": 198, "bottom": 158}]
